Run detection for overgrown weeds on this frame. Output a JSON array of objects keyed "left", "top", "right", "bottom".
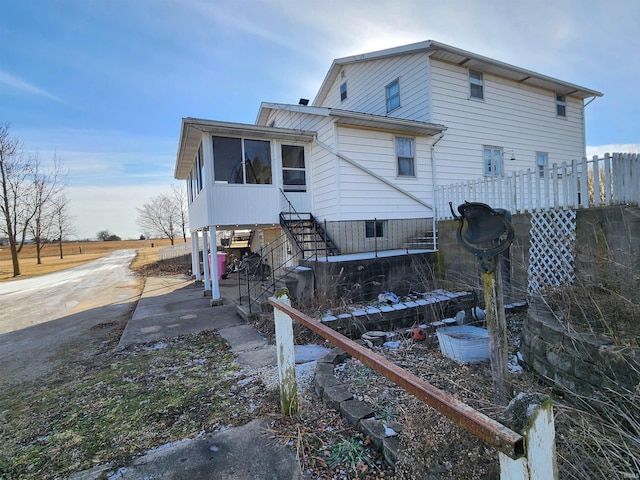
[
  {"left": 545, "top": 283, "right": 640, "bottom": 345},
  {"left": 0, "top": 331, "right": 269, "bottom": 479}
]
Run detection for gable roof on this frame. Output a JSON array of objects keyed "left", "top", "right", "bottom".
[{"left": 313, "top": 40, "right": 603, "bottom": 105}]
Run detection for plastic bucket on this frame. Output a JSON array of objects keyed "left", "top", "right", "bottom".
[{"left": 436, "top": 325, "right": 490, "bottom": 363}]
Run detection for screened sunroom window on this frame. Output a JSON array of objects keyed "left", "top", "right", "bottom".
[{"left": 212, "top": 136, "right": 272, "bottom": 184}]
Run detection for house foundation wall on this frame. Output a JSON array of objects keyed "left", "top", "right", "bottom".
[{"left": 310, "top": 253, "right": 436, "bottom": 303}]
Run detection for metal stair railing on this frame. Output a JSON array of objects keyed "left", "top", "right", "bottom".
[
  {"left": 278, "top": 189, "right": 339, "bottom": 259},
  {"left": 238, "top": 228, "right": 315, "bottom": 315}
]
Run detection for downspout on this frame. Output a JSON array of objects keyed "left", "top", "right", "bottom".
[{"left": 430, "top": 132, "right": 445, "bottom": 249}]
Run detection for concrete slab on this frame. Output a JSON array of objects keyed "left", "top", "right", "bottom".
[
  {"left": 218, "top": 324, "right": 268, "bottom": 353},
  {"left": 118, "top": 276, "right": 245, "bottom": 349},
  {"left": 95, "top": 419, "right": 307, "bottom": 480}
]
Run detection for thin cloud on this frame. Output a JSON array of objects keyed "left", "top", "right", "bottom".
[
  {"left": 587, "top": 144, "right": 640, "bottom": 158},
  {"left": 0, "top": 69, "right": 64, "bottom": 103}
]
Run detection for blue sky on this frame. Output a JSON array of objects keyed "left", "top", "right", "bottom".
[{"left": 2, "top": 0, "right": 638, "bottom": 239}]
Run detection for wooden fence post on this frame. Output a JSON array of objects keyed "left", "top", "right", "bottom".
[
  {"left": 273, "top": 288, "right": 298, "bottom": 415},
  {"left": 483, "top": 261, "right": 511, "bottom": 406},
  {"left": 498, "top": 393, "right": 558, "bottom": 480}
]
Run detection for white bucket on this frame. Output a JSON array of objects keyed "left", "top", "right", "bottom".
[{"left": 436, "top": 325, "right": 490, "bottom": 363}]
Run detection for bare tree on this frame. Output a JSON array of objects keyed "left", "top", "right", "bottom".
[
  {"left": 0, "top": 124, "right": 38, "bottom": 277},
  {"left": 171, "top": 183, "right": 189, "bottom": 243},
  {"left": 136, "top": 193, "right": 180, "bottom": 245},
  {"left": 30, "top": 154, "right": 68, "bottom": 264},
  {"left": 51, "top": 193, "right": 75, "bottom": 259}
]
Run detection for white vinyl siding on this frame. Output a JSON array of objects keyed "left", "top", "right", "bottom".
[
  {"left": 316, "top": 52, "right": 432, "bottom": 121},
  {"left": 333, "top": 126, "right": 433, "bottom": 220},
  {"left": 429, "top": 58, "right": 586, "bottom": 187}
]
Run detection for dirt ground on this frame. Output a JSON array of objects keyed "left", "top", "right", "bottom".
[{"left": 0, "top": 238, "right": 176, "bottom": 281}]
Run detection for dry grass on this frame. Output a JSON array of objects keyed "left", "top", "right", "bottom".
[{"left": 0, "top": 238, "right": 175, "bottom": 282}]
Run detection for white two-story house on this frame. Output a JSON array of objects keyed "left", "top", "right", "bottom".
[{"left": 174, "top": 40, "right": 602, "bottom": 300}]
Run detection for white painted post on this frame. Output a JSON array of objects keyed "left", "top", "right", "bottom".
[
  {"left": 208, "top": 224, "right": 221, "bottom": 304},
  {"left": 202, "top": 229, "right": 211, "bottom": 296},
  {"left": 273, "top": 289, "right": 298, "bottom": 415},
  {"left": 498, "top": 393, "right": 558, "bottom": 480},
  {"left": 191, "top": 232, "right": 201, "bottom": 281},
  {"left": 592, "top": 156, "right": 601, "bottom": 207}
]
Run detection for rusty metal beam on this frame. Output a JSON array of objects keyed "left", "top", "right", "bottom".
[{"left": 268, "top": 297, "right": 524, "bottom": 459}]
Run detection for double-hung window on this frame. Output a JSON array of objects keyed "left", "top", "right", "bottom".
[
  {"left": 282, "top": 145, "right": 306, "bottom": 192},
  {"left": 396, "top": 137, "right": 415, "bottom": 177},
  {"left": 340, "top": 82, "right": 347, "bottom": 102},
  {"left": 386, "top": 79, "right": 400, "bottom": 112},
  {"left": 469, "top": 70, "right": 484, "bottom": 99},
  {"left": 556, "top": 94, "right": 566, "bottom": 117},
  {"left": 483, "top": 146, "right": 503, "bottom": 176}
]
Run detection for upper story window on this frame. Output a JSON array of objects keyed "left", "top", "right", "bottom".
[
  {"left": 556, "top": 94, "right": 566, "bottom": 117},
  {"left": 340, "top": 82, "right": 347, "bottom": 102},
  {"left": 386, "top": 78, "right": 400, "bottom": 112},
  {"left": 536, "top": 152, "right": 548, "bottom": 178},
  {"left": 396, "top": 137, "right": 415, "bottom": 177},
  {"left": 212, "top": 136, "right": 272, "bottom": 185},
  {"left": 469, "top": 70, "right": 484, "bottom": 100},
  {"left": 282, "top": 145, "right": 306, "bottom": 192},
  {"left": 483, "top": 146, "right": 503, "bottom": 176}
]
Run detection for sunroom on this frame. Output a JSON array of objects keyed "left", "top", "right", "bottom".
[{"left": 175, "top": 117, "right": 317, "bottom": 301}]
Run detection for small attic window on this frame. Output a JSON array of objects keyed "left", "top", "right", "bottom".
[
  {"left": 268, "top": 120, "right": 276, "bottom": 127},
  {"left": 340, "top": 82, "right": 347, "bottom": 102}
]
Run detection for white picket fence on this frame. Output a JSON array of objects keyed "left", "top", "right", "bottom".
[
  {"left": 436, "top": 153, "right": 640, "bottom": 220},
  {"left": 158, "top": 241, "right": 197, "bottom": 260}
]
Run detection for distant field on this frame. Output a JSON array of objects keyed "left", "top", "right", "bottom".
[{"left": 0, "top": 238, "right": 175, "bottom": 282}]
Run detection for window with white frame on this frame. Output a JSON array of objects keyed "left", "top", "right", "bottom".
[
  {"left": 536, "top": 152, "right": 548, "bottom": 178},
  {"left": 197, "top": 144, "right": 204, "bottom": 190},
  {"left": 555, "top": 94, "right": 566, "bottom": 117},
  {"left": 386, "top": 78, "right": 400, "bottom": 112},
  {"left": 282, "top": 145, "right": 306, "bottom": 192},
  {"left": 396, "top": 137, "right": 415, "bottom": 177},
  {"left": 212, "top": 136, "right": 272, "bottom": 185},
  {"left": 483, "top": 146, "right": 503, "bottom": 176},
  {"left": 340, "top": 82, "right": 347, "bottom": 102},
  {"left": 469, "top": 70, "right": 484, "bottom": 99}
]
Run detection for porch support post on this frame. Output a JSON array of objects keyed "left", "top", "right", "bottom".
[
  {"left": 202, "top": 229, "right": 211, "bottom": 297},
  {"left": 209, "top": 224, "right": 222, "bottom": 306},
  {"left": 191, "top": 231, "right": 202, "bottom": 284}
]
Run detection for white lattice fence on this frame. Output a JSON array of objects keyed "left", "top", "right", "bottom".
[{"left": 528, "top": 209, "right": 577, "bottom": 294}]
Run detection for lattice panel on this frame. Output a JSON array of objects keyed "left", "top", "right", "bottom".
[{"left": 528, "top": 209, "right": 576, "bottom": 294}]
